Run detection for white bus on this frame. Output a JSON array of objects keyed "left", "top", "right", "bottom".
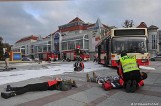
[{"left": 96, "top": 28, "right": 150, "bottom": 67}]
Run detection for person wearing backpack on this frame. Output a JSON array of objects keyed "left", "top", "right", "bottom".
[
  {"left": 74, "top": 61, "right": 84, "bottom": 71},
  {"left": 1, "top": 78, "right": 77, "bottom": 99},
  {"left": 73, "top": 55, "right": 84, "bottom": 72}
]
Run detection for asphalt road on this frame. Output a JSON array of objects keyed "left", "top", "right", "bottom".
[{"left": 0, "top": 61, "right": 161, "bottom": 106}]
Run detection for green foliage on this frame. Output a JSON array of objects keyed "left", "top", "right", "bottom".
[{"left": 122, "top": 20, "right": 134, "bottom": 28}]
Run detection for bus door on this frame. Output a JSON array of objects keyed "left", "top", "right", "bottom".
[{"left": 106, "top": 38, "right": 110, "bottom": 65}]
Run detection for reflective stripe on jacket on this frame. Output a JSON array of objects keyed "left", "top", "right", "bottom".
[{"left": 120, "top": 55, "right": 139, "bottom": 73}]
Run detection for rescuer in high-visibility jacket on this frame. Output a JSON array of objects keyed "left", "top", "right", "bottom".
[{"left": 117, "top": 52, "right": 147, "bottom": 93}]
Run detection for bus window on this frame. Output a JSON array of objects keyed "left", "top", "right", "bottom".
[{"left": 112, "top": 37, "right": 147, "bottom": 54}]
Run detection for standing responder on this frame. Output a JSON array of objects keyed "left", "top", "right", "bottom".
[{"left": 4, "top": 48, "right": 10, "bottom": 69}]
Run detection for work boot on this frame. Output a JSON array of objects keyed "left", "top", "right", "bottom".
[
  {"left": 6, "top": 85, "right": 12, "bottom": 91},
  {"left": 131, "top": 80, "right": 137, "bottom": 93},
  {"left": 72, "top": 80, "right": 78, "bottom": 88},
  {"left": 1, "top": 92, "right": 16, "bottom": 99},
  {"left": 86, "top": 73, "right": 90, "bottom": 82},
  {"left": 125, "top": 80, "right": 131, "bottom": 93},
  {"left": 90, "top": 78, "right": 97, "bottom": 82},
  {"left": 93, "top": 72, "right": 97, "bottom": 79}
]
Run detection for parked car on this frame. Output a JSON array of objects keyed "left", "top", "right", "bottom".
[
  {"left": 150, "top": 55, "right": 161, "bottom": 61},
  {"left": 22, "top": 57, "right": 32, "bottom": 61}
]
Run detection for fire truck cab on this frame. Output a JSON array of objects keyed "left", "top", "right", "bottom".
[
  {"left": 41, "top": 52, "right": 58, "bottom": 61},
  {"left": 63, "top": 50, "right": 90, "bottom": 61}
]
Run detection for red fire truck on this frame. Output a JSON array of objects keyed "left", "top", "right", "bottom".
[
  {"left": 38, "top": 52, "right": 58, "bottom": 61},
  {"left": 63, "top": 50, "right": 90, "bottom": 61}
]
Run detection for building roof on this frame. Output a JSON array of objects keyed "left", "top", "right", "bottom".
[
  {"left": 148, "top": 25, "right": 159, "bottom": 29},
  {"left": 16, "top": 35, "right": 38, "bottom": 43},
  {"left": 137, "top": 22, "right": 148, "bottom": 28},
  {"left": 68, "top": 17, "right": 85, "bottom": 24},
  {"left": 48, "top": 17, "right": 109, "bottom": 37}
]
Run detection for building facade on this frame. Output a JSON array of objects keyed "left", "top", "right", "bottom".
[
  {"left": 148, "top": 25, "right": 159, "bottom": 57},
  {"left": 12, "top": 18, "right": 160, "bottom": 60},
  {"left": 158, "top": 30, "right": 161, "bottom": 54},
  {"left": 11, "top": 35, "right": 38, "bottom": 57},
  {"left": 137, "top": 22, "right": 159, "bottom": 57},
  {"left": 11, "top": 17, "right": 108, "bottom": 60}
]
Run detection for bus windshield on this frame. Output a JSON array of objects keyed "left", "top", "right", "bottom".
[{"left": 112, "top": 37, "right": 147, "bottom": 54}]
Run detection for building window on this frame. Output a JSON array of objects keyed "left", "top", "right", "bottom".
[
  {"left": 68, "top": 41, "right": 75, "bottom": 50},
  {"left": 152, "top": 35, "right": 157, "bottom": 49},
  {"left": 76, "top": 39, "right": 83, "bottom": 49},
  {"left": 34, "top": 46, "right": 37, "bottom": 53},
  {"left": 84, "top": 40, "right": 89, "bottom": 49},
  {"left": 38, "top": 46, "right": 42, "bottom": 52},
  {"left": 21, "top": 46, "right": 25, "bottom": 55},
  {"left": 48, "top": 41, "right": 51, "bottom": 44},
  {"left": 43, "top": 45, "right": 47, "bottom": 52},
  {"left": 62, "top": 42, "right": 67, "bottom": 50},
  {"left": 84, "top": 34, "right": 88, "bottom": 39},
  {"left": 48, "top": 45, "right": 51, "bottom": 52}
]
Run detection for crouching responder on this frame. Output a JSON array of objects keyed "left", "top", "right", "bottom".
[{"left": 117, "top": 52, "right": 147, "bottom": 93}]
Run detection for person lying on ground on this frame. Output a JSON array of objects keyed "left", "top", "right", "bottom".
[
  {"left": 86, "top": 71, "right": 147, "bottom": 91},
  {"left": 86, "top": 72, "right": 122, "bottom": 90},
  {"left": 1, "top": 78, "right": 77, "bottom": 99}
]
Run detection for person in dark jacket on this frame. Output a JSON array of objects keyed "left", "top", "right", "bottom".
[
  {"left": 117, "top": 52, "right": 147, "bottom": 93},
  {"left": 1, "top": 78, "right": 77, "bottom": 99},
  {"left": 3, "top": 49, "right": 10, "bottom": 69}
]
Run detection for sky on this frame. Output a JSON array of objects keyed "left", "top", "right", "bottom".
[
  {"left": 0, "top": 0, "right": 161, "bottom": 45},
  {"left": 0, "top": 61, "right": 155, "bottom": 85}
]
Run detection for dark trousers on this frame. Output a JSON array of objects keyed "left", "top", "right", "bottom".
[
  {"left": 12, "top": 82, "right": 49, "bottom": 95},
  {"left": 123, "top": 70, "right": 142, "bottom": 86}
]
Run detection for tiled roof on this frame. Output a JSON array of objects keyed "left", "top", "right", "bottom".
[
  {"left": 16, "top": 35, "right": 38, "bottom": 43},
  {"left": 68, "top": 17, "right": 84, "bottom": 23},
  {"left": 50, "top": 17, "right": 108, "bottom": 36},
  {"left": 137, "top": 22, "right": 148, "bottom": 28}
]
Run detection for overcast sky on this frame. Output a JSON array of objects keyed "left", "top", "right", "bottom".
[{"left": 0, "top": 0, "right": 161, "bottom": 45}]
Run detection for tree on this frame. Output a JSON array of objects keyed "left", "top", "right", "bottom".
[
  {"left": 0, "top": 36, "right": 3, "bottom": 43},
  {"left": 122, "top": 20, "right": 134, "bottom": 28},
  {"left": 0, "top": 36, "right": 11, "bottom": 60}
]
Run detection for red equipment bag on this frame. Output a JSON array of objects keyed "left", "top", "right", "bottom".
[
  {"left": 80, "top": 62, "right": 84, "bottom": 69},
  {"left": 119, "top": 78, "right": 124, "bottom": 86},
  {"left": 102, "top": 81, "right": 113, "bottom": 90},
  {"left": 138, "top": 80, "right": 144, "bottom": 87}
]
